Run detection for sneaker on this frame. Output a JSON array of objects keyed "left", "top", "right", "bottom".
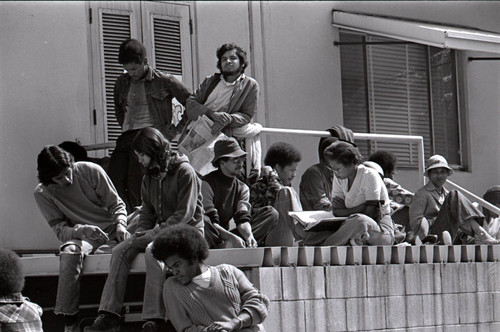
[
  {"left": 440, "top": 231, "right": 453, "bottom": 245},
  {"left": 421, "top": 234, "right": 438, "bottom": 244},
  {"left": 65, "top": 323, "right": 80, "bottom": 332},
  {"left": 141, "top": 321, "right": 159, "bottom": 332},
  {"left": 83, "top": 313, "right": 120, "bottom": 332}
]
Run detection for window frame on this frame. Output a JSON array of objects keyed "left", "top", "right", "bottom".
[{"left": 339, "top": 30, "right": 469, "bottom": 171}]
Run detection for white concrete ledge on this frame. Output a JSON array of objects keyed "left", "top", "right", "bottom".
[{"left": 21, "top": 244, "right": 500, "bottom": 277}]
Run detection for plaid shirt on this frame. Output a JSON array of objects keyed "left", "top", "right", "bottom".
[
  {"left": 0, "top": 293, "right": 43, "bottom": 332},
  {"left": 250, "top": 166, "right": 284, "bottom": 208}
]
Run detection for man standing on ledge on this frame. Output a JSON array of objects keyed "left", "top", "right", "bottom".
[{"left": 108, "top": 38, "right": 192, "bottom": 213}]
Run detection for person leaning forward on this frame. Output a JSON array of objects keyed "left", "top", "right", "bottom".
[
  {"left": 34, "top": 145, "right": 130, "bottom": 332},
  {"left": 85, "top": 127, "right": 205, "bottom": 332}
]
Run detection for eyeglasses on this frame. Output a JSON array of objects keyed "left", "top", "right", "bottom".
[{"left": 226, "top": 157, "right": 244, "bottom": 165}]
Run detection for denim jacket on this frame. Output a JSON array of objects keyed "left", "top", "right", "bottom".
[{"left": 114, "top": 66, "right": 192, "bottom": 139}]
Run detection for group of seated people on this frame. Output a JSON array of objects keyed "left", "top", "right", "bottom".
[
  {"left": 21, "top": 37, "right": 500, "bottom": 332},
  {"left": 29, "top": 125, "right": 500, "bottom": 332}
]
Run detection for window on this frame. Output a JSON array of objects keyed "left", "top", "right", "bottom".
[
  {"left": 340, "top": 32, "right": 465, "bottom": 169},
  {"left": 89, "top": 1, "right": 192, "bottom": 154}
]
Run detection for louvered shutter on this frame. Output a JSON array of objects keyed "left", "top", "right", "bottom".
[
  {"left": 142, "top": 3, "right": 192, "bottom": 149},
  {"left": 100, "top": 12, "right": 132, "bottom": 150},
  {"left": 152, "top": 16, "right": 184, "bottom": 142},
  {"left": 365, "top": 36, "right": 432, "bottom": 167},
  {"left": 340, "top": 33, "right": 370, "bottom": 157}
]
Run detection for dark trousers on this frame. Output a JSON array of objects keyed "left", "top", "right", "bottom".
[
  {"left": 205, "top": 206, "right": 279, "bottom": 248},
  {"left": 429, "top": 190, "right": 484, "bottom": 242},
  {"left": 108, "top": 129, "right": 144, "bottom": 214}
]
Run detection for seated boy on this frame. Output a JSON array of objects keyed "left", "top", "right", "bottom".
[
  {"left": 34, "top": 145, "right": 130, "bottom": 331},
  {"left": 0, "top": 248, "right": 43, "bottom": 332},
  {"left": 203, "top": 139, "right": 278, "bottom": 248},
  {"left": 251, "top": 142, "right": 303, "bottom": 246}
]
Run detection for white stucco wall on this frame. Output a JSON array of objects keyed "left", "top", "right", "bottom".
[{"left": 0, "top": 1, "right": 92, "bottom": 249}]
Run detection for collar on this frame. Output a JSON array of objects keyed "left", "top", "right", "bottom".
[
  {"left": 424, "top": 181, "right": 447, "bottom": 194},
  {"left": 0, "top": 293, "right": 23, "bottom": 304},
  {"left": 221, "top": 73, "right": 245, "bottom": 86},
  {"left": 318, "top": 162, "right": 334, "bottom": 179},
  {"left": 216, "top": 169, "right": 236, "bottom": 184},
  {"left": 144, "top": 65, "right": 154, "bottom": 81},
  {"left": 127, "top": 65, "right": 154, "bottom": 82}
]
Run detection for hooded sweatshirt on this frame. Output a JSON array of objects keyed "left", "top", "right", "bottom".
[{"left": 136, "top": 152, "right": 205, "bottom": 234}]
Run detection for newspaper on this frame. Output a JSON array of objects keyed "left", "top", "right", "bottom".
[
  {"left": 289, "top": 211, "right": 348, "bottom": 231},
  {"left": 178, "top": 115, "right": 228, "bottom": 176}
]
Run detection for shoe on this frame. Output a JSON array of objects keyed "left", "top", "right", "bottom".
[
  {"left": 474, "top": 226, "right": 500, "bottom": 245},
  {"left": 83, "top": 313, "right": 120, "bottom": 332},
  {"left": 141, "top": 321, "right": 159, "bottom": 332},
  {"left": 421, "top": 234, "right": 438, "bottom": 244},
  {"left": 65, "top": 323, "right": 80, "bottom": 332},
  {"left": 440, "top": 231, "right": 452, "bottom": 245}
]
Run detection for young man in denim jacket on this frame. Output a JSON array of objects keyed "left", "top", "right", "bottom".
[{"left": 109, "top": 38, "right": 192, "bottom": 213}]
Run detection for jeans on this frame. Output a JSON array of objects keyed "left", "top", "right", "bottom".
[
  {"left": 323, "top": 214, "right": 394, "bottom": 246},
  {"left": 204, "top": 206, "right": 279, "bottom": 248},
  {"left": 98, "top": 237, "right": 165, "bottom": 320},
  {"left": 142, "top": 243, "right": 167, "bottom": 320},
  {"left": 55, "top": 237, "right": 117, "bottom": 316},
  {"left": 419, "top": 190, "right": 484, "bottom": 242},
  {"left": 108, "top": 129, "right": 144, "bottom": 214},
  {"left": 265, "top": 187, "right": 302, "bottom": 246}
]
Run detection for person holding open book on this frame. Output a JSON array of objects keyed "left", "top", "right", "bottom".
[{"left": 319, "top": 140, "right": 395, "bottom": 246}]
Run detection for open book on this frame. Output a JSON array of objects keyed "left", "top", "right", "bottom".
[{"left": 289, "top": 211, "right": 348, "bottom": 232}]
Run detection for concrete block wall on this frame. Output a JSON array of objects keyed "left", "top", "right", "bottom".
[{"left": 246, "top": 262, "right": 500, "bottom": 331}]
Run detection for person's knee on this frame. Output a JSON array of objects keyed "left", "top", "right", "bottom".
[
  {"left": 264, "top": 206, "right": 280, "bottom": 222},
  {"left": 60, "top": 244, "right": 81, "bottom": 254}
]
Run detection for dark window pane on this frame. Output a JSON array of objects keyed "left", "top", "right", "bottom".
[{"left": 429, "top": 48, "right": 460, "bottom": 165}]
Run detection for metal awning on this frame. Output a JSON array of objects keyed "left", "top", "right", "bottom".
[{"left": 332, "top": 10, "right": 500, "bottom": 54}]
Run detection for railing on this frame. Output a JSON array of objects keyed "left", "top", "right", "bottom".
[
  {"left": 83, "top": 127, "right": 499, "bottom": 216},
  {"left": 447, "top": 180, "right": 500, "bottom": 216},
  {"left": 259, "top": 127, "right": 425, "bottom": 187}
]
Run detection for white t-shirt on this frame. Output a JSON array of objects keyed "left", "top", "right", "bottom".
[
  {"left": 204, "top": 75, "right": 243, "bottom": 113},
  {"left": 332, "top": 164, "right": 391, "bottom": 216}
]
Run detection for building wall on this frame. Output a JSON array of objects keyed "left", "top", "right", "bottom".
[
  {"left": 331, "top": 0, "right": 500, "bottom": 198},
  {"left": 0, "top": 1, "right": 92, "bottom": 249},
  {"left": 0, "top": 1, "right": 498, "bottom": 250},
  {"left": 252, "top": 262, "right": 500, "bottom": 331}
]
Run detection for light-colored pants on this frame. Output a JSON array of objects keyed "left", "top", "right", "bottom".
[
  {"left": 323, "top": 214, "right": 394, "bottom": 246},
  {"left": 98, "top": 238, "right": 165, "bottom": 320},
  {"left": 265, "top": 187, "right": 302, "bottom": 246},
  {"left": 55, "top": 238, "right": 117, "bottom": 315}
]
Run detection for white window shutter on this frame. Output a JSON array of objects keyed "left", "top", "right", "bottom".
[{"left": 100, "top": 11, "right": 132, "bottom": 150}]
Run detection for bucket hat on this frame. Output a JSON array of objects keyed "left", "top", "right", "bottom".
[
  {"left": 425, "top": 154, "right": 454, "bottom": 176},
  {"left": 212, "top": 138, "right": 246, "bottom": 164}
]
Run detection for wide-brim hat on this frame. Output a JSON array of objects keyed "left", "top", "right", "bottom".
[
  {"left": 425, "top": 154, "right": 454, "bottom": 176},
  {"left": 483, "top": 185, "right": 500, "bottom": 204},
  {"left": 212, "top": 138, "right": 246, "bottom": 164}
]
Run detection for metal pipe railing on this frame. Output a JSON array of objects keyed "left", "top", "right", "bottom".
[
  {"left": 446, "top": 180, "right": 500, "bottom": 216},
  {"left": 84, "top": 127, "right": 426, "bottom": 185},
  {"left": 260, "top": 127, "right": 426, "bottom": 187}
]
